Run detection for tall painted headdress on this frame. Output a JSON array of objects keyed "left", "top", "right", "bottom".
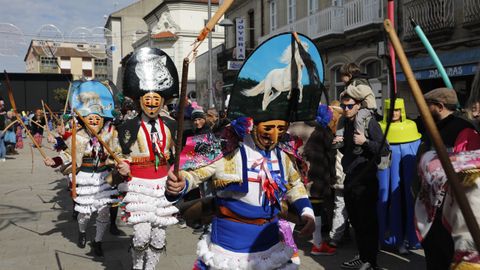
[
  {"left": 227, "top": 33, "right": 326, "bottom": 123},
  {"left": 123, "top": 47, "right": 179, "bottom": 100},
  {"left": 70, "top": 80, "right": 115, "bottom": 118}
]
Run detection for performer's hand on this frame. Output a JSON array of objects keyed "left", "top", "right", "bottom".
[
  {"left": 332, "top": 136, "right": 343, "bottom": 144},
  {"left": 166, "top": 170, "right": 186, "bottom": 196},
  {"left": 44, "top": 157, "right": 55, "bottom": 167},
  {"left": 353, "top": 130, "right": 367, "bottom": 145},
  {"left": 117, "top": 161, "right": 131, "bottom": 176},
  {"left": 299, "top": 215, "right": 315, "bottom": 237}
]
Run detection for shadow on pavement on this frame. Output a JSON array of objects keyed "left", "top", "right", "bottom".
[
  {"left": 44, "top": 176, "right": 133, "bottom": 270},
  {"left": 0, "top": 204, "right": 39, "bottom": 231}
]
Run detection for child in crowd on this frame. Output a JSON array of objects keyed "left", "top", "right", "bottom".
[{"left": 333, "top": 63, "right": 377, "bottom": 155}]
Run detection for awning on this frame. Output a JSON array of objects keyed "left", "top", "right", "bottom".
[{"left": 396, "top": 47, "right": 480, "bottom": 81}]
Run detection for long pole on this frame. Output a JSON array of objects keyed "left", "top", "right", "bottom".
[
  {"left": 44, "top": 102, "right": 61, "bottom": 124},
  {"left": 173, "top": 58, "right": 189, "bottom": 175},
  {"left": 4, "top": 71, "right": 47, "bottom": 158},
  {"left": 384, "top": 19, "right": 480, "bottom": 251},
  {"left": 71, "top": 116, "right": 77, "bottom": 198},
  {"left": 173, "top": 0, "right": 234, "bottom": 174},
  {"left": 41, "top": 100, "right": 50, "bottom": 132},
  {"left": 208, "top": 0, "right": 214, "bottom": 109},
  {"left": 410, "top": 17, "right": 453, "bottom": 89},
  {"left": 387, "top": 0, "right": 397, "bottom": 94}
]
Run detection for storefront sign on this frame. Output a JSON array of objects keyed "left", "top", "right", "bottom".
[
  {"left": 397, "top": 64, "right": 478, "bottom": 81},
  {"left": 236, "top": 17, "right": 245, "bottom": 60},
  {"left": 227, "top": 60, "right": 243, "bottom": 70}
]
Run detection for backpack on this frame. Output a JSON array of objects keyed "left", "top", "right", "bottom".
[{"left": 363, "top": 114, "right": 392, "bottom": 170}]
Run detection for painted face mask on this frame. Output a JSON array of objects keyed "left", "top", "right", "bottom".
[
  {"left": 140, "top": 92, "right": 164, "bottom": 118},
  {"left": 85, "top": 114, "right": 104, "bottom": 133},
  {"left": 252, "top": 120, "right": 288, "bottom": 150}
]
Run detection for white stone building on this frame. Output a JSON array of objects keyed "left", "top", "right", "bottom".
[{"left": 133, "top": 0, "right": 224, "bottom": 96}]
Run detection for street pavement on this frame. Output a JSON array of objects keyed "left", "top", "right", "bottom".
[{"left": 0, "top": 145, "right": 426, "bottom": 270}]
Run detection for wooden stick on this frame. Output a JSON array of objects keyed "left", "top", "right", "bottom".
[
  {"left": 384, "top": 19, "right": 480, "bottom": 251},
  {"left": 1, "top": 119, "right": 18, "bottom": 134},
  {"left": 30, "top": 119, "right": 55, "bottom": 141},
  {"left": 16, "top": 115, "right": 46, "bottom": 157},
  {"left": 173, "top": 58, "right": 190, "bottom": 175},
  {"left": 4, "top": 71, "right": 47, "bottom": 158},
  {"left": 30, "top": 143, "right": 34, "bottom": 174},
  {"left": 63, "top": 82, "right": 72, "bottom": 118},
  {"left": 43, "top": 101, "right": 61, "bottom": 124},
  {"left": 71, "top": 116, "right": 77, "bottom": 198},
  {"left": 197, "top": 0, "right": 234, "bottom": 42},
  {"left": 41, "top": 100, "right": 50, "bottom": 132}
]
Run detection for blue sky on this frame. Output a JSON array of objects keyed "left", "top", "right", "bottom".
[
  {"left": 0, "top": 0, "right": 137, "bottom": 72},
  {"left": 239, "top": 34, "right": 325, "bottom": 84}
]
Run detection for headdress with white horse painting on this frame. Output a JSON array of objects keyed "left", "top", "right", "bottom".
[
  {"left": 228, "top": 32, "right": 326, "bottom": 123},
  {"left": 70, "top": 80, "right": 115, "bottom": 119}
]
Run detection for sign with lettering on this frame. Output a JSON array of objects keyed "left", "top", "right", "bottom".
[
  {"left": 227, "top": 60, "right": 243, "bottom": 70},
  {"left": 396, "top": 64, "right": 478, "bottom": 81},
  {"left": 236, "top": 17, "right": 245, "bottom": 60}
]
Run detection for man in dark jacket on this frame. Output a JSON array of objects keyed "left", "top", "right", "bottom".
[
  {"left": 419, "top": 88, "right": 480, "bottom": 270},
  {"left": 338, "top": 94, "right": 387, "bottom": 270}
]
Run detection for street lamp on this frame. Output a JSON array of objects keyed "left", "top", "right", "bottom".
[{"left": 218, "top": 18, "right": 234, "bottom": 27}]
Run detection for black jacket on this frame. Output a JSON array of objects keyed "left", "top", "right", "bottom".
[{"left": 341, "top": 116, "right": 387, "bottom": 174}]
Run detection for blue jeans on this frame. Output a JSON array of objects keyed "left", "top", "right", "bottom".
[{"left": 0, "top": 134, "right": 6, "bottom": 159}]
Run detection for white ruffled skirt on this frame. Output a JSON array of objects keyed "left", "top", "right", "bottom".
[
  {"left": 197, "top": 234, "right": 298, "bottom": 270},
  {"left": 118, "top": 176, "right": 178, "bottom": 226},
  {"left": 71, "top": 170, "right": 119, "bottom": 214}
]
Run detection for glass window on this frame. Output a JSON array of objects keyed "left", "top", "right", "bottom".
[
  {"left": 40, "top": 56, "right": 57, "bottom": 67},
  {"left": 308, "top": 0, "right": 318, "bottom": 15},
  {"left": 94, "top": 58, "right": 107, "bottom": 67},
  {"left": 270, "top": 0, "right": 277, "bottom": 32},
  {"left": 332, "top": 0, "right": 344, "bottom": 6},
  {"left": 362, "top": 60, "right": 382, "bottom": 78},
  {"left": 288, "top": 0, "right": 296, "bottom": 24},
  {"left": 248, "top": 10, "right": 255, "bottom": 50}
]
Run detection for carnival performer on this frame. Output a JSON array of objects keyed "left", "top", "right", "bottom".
[
  {"left": 415, "top": 88, "right": 480, "bottom": 269},
  {"left": 166, "top": 33, "right": 323, "bottom": 270},
  {"left": 115, "top": 47, "right": 179, "bottom": 270},
  {"left": 418, "top": 149, "right": 480, "bottom": 269},
  {"left": 30, "top": 109, "right": 46, "bottom": 147},
  {"left": 44, "top": 80, "right": 119, "bottom": 257},
  {"left": 377, "top": 98, "right": 422, "bottom": 254}
]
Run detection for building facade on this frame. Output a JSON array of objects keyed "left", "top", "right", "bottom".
[
  {"left": 105, "top": 0, "right": 163, "bottom": 88},
  {"left": 220, "top": 0, "right": 480, "bottom": 117},
  {"left": 219, "top": 0, "right": 387, "bottom": 112},
  {"left": 24, "top": 40, "right": 108, "bottom": 80},
  {"left": 397, "top": 0, "right": 480, "bottom": 115},
  {"left": 134, "top": 0, "right": 224, "bottom": 98}
]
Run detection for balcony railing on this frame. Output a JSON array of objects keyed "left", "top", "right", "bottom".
[
  {"left": 259, "top": 0, "right": 382, "bottom": 44},
  {"left": 316, "top": 6, "right": 345, "bottom": 37},
  {"left": 403, "top": 0, "right": 455, "bottom": 40},
  {"left": 344, "top": 0, "right": 383, "bottom": 31},
  {"left": 464, "top": 0, "right": 480, "bottom": 26}
]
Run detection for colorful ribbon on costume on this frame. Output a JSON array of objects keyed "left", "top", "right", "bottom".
[{"left": 251, "top": 157, "right": 280, "bottom": 205}]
